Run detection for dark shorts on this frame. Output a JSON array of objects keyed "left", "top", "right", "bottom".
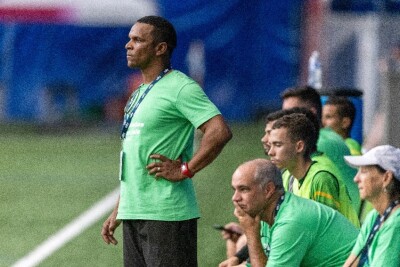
[{"left": 122, "top": 219, "right": 198, "bottom": 267}]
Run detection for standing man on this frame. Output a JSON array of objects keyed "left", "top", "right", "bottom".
[
  {"left": 101, "top": 15, "right": 232, "bottom": 267},
  {"left": 230, "top": 159, "right": 358, "bottom": 267}
]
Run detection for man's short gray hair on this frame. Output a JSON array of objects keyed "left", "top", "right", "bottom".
[{"left": 252, "top": 159, "right": 283, "bottom": 190}]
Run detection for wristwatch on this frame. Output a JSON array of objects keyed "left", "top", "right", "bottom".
[{"left": 181, "top": 162, "right": 194, "bottom": 178}]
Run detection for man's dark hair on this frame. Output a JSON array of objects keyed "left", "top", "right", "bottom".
[
  {"left": 280, "top": 86, "right": 322, "bottom": 120},
  {"left": 267, "top": 107, "right": 320, "bottom": 153},
  {"left": 272, "top": 113, "right": 318, "bottom": 158},
  {"left": 325, "top": 96, "right": 356, "bottom": 133},
  {"left": 137, "top": 15, "right": 177, "bottom": 57},
  {"left": 266, "top": 107, "right": 320, "bottom": 130}
]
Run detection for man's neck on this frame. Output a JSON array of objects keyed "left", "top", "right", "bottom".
[
  {"left": 288, "top": 157, "right": 312, "bottom": 181},
  {"left": 141, "top": 61, "right": 170, "bottom": 84},
  {"left": 338, "top": 130, "right": 347, "bottom": 140},
  {"left": 262, "top": 190, "right": 285, "bottom": 226}
]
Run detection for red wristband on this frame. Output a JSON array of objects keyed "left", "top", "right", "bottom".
[{"left": 181, "top": 162, "right": 194, "bottom": 178}]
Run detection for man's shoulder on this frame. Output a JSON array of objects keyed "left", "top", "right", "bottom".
[
  {"left": 169, "top": 70, "right": 198, "bottom": 85},
  {"left": 317, "top": 127, "right": 350, "bottom": 155},
  {"left": 319, "top": 127, "right": 346, "bottom": 144},
  {"left": 308, "top": 161, "right": 336, "bottom": 178}
]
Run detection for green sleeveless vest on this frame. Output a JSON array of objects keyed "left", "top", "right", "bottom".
[{"left": 282, "top": 155, "right": 360, "bottom": 228}]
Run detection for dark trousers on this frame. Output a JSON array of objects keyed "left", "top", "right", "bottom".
[{"left": 122, "top": 219, "right": 198, "bottom": 267}]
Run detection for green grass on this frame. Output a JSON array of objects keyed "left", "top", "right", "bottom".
[{"left": 0, "top": 121, "right": 265, "bottom": 267}]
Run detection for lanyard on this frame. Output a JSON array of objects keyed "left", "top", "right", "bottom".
[
  {"left": 357, "top": 200, "right": 399, "bottom": 266},
  {"left": 120, "top": 68, "right": 170, "bottom": 139},
  {"left": 265, "top": 193, "right": 286, "bottom": 256},
  {"left": 274, "top": 193, "right": 285, "bottom": 218}
]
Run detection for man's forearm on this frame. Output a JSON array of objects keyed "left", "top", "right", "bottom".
[
  {"left": 246, "top": 232, "right": 267, "bottom": 267},
  {"left": 188, "top": 115, "right": 232, "bottom": 174}
]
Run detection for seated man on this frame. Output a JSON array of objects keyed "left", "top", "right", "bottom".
[
  {"left": 322, "top": 96, "right": 362, "bottom": 155},
  {"left": 269, "top": 113, "right": 359, "bottom": 227},
  {"left": 280, "top": 86, "right": 359, "bottom": 212},
  {"left": 221, "top": 159, "right": 358, "bottom": 267}
]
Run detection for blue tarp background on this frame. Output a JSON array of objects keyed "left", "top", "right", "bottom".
[
  {"left": 0, "top": 24, "right": 131, "bottom": 120},
  {"left": 0, "top": 0, "right": 302, "bottom": 121}
]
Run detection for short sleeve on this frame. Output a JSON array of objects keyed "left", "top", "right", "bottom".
[{"left": 176, "top": 82, "right": 220, "bottom": 129}]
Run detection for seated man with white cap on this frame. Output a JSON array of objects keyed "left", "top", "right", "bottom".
[{"left": 343, "top": 145, "right": 400, "bottom": 267}]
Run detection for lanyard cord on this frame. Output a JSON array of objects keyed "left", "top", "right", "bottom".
[
  {"left": 353, "top": 199, "right": 399, "bottom": 267},
  {"left": 120, "top": 68, "right": 171, "bottom": 139},
  {"left": 274, "top": 193, "right": 285, "bottom": 218},
  {"left": 265, "top": 193, "right": 286, "bottom": 256}
]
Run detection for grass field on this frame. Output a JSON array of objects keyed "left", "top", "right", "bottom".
[{"left": 0, "top": 121, "right": 265, "bottom": 267}]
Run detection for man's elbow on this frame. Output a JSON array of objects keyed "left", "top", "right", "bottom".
[
  {"left": 212, "top": 124, "right": 232, "bottom": 150},
  {"left": 201, "top": 115, "right": 232, "bottom": 145},
  {"left": 222, "top": 125, "right": 233, "bottom": 144}
]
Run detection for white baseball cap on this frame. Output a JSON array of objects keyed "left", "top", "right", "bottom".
[{"left": 344, "top": 145, "right": 400, "bottom": 181}]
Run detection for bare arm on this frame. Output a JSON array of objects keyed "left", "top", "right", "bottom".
[
  {"left": 147, "top": 114, "right": 232, "bottom": 181},
  {"left": 101, "top": 196, "right": 121, "bottom": 245},
  {"left": 218, "top": 256, "right": 240, "bottom": 267},
  {"left": 188, "top": 114, "right": 232, "bottom": 173},
  {"left": 234, "top": 203, "right": 267, "bottom": 267},
  {"left": 343, "top": 254, "right": 359, "bottom": 267}
]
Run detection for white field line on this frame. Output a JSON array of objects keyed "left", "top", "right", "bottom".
[{"left": 12, "top": 188, "right": 119, "bottom": 267}]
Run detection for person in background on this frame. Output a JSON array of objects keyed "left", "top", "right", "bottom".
[
  {"left": 268, "top": 113, "right": 359, "bottom": 227},
  {"left": 265, "top": 108, "right": 358, "bottom": 218},
  {"left": 280, "top": 86, "right": 360, "bottom": 212},
  {"left": 322, "top": 95, "right": 371, "bottom": 222},
  {"left": 222, "top": 159, "right": 358, "bottom": 267},
  {"left": 100, "top": 15, "right": 232, "bottom": 267},
  {"left": 343, "top": 145, "right": 400, "bottom": 267},
  {"left": 322, "top": 96, "right": 362, "bottom": 155}
]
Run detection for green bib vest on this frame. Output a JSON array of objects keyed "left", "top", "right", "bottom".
[{"left": 282, "top": 156, "right": 360, "bottom": 228}]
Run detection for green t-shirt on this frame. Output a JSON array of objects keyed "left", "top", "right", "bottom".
[
  {"left": 266, "top": 193, "right": 358, "bottom": 267},
  {"left": 117, "top": 70, "right": 221, "bottom": 221},
  {"left": 318, "top": 127, "right": 359, "bottom": 211},
  {"left": 351, "top": 208, "right": 400, "bottom": 266},
  {"left": 345, "top": 138, "right": 362, "bottom": 156}
]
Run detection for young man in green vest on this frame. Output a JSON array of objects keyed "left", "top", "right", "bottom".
[
  {"left": 268, "top": 113, "right": 359, "bottom": 227},
  {"left": 280, "top": 86, "right": 360, "bottom": 212}
]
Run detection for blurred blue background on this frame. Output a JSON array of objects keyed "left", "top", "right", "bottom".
[
  {"left": 0, "top": 0, "right": 302, "bottom": 122},
  {"left": 1, "top": 0, "right": 400, "bottom": 141}
]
